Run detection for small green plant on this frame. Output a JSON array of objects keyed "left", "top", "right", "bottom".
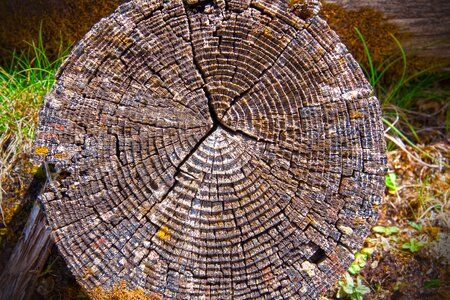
[
  {"left": 402, "top": 238, "right": 426, "bottom": 253},
  {"left": 372, "top": 225, "right": 399, "bottom": 236},
  {"left": 348, "top": 247, "right": 374, "bottom": 275},
  {"left": 385, "top": 172, "right": 399, "bottom": 194},
  {"left": 407, "top": 220, "right": 423, "bottom": 231},
  {"left": 337, "top": 273, "right": 371, "bottom": 300},
  {"left": 355, "top": 27, "right": 450, "bottom": 109}
]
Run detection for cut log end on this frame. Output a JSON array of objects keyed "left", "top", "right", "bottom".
[{"left": 33, "top": 0, "right": 386, "bottom": 298}]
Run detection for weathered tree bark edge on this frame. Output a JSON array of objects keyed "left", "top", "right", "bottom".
[{"left": 0, "top": 202, "right": 54, "bottom": 300}]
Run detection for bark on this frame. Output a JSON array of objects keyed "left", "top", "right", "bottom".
[
  {"left": 33, "top": 0, "right": 386, "bottom": 298},
  {"left": 0, "top": 203, "right": 53, "bottom": 300}
]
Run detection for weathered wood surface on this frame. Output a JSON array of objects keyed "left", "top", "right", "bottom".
[
  {"left": 0, "top": 203, "right": 53, "bottom": 300},
  {"left": 34, "top": 0, "right": 386, "bottom": 298},
  {"left": 326, "top": 0, "right": 450, "bottom": 58}
]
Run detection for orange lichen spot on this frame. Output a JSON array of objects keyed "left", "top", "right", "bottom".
[
  {"left": 350, "top": 111, "right": 364, "bottom": 119},
  {"left": 90, "top": 281, "right": 162, "bottom": 300},
  {"left": 262, "top": 27, "right": 272, "bottom": 37},
  {"left": 156, "top": 225, "right": 169, "bottom": 239},
  {"left": 82, "top": 267, "right": 95, "bottom": 280},
  {"left": 30, "top": 165, "right": 41, "bottom": 174},
  {"left": 53, "top": 152, "right": 69, "bottom": 159},
  {"left": 35, "top": 146, "right": 49, "bottom": 155},
  {"left": 50, "top": 122, "right": 65, "bottom": 131}
]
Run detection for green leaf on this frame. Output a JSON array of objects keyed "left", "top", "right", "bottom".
[
  {"left": 407, "top": 220, "right": 423, "bottom": 231},
  {"left": 350, "top": 293, "right": 363, "bottom": 300},
  {"left": 361, "top": 247, "right": 374, "bottom": 255},
  {"left": 354, "top": 252, "right": 368, "bottom": 267},
  {"left": 373, "top": 225, "right": 399, "bottom": 236},
  {"left": 385, "top": 226, "right": 400, "bottom": 235},
  {"left": 424, "top": 279, "right": 441, "bottom": 288},
  {"left": 402, "top": 238, "right": 426, "bottom": 253},
  {"left": 386, "top": 173, "right": 399, "bottom": 193},
  {"left": 348, "top": 264, "right": 360, "bottom": 275},
  {"left": 343, "top": 284, "right": 355, "bottom": 295},
  {"left": 372, "top": 226, "right": 386, "bottom": 234},
  {"left": 355, "top": 283, "right": 371, "bottom": 295},
  {"left": 345, "top": 273, "right": 354, "bottom": 285}
]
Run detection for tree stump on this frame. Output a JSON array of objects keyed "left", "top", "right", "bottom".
[{"left": 33, "top": 0, "right": 386, "bottom": 298}]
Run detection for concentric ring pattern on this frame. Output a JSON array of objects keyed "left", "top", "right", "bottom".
[{"left": 34, "top": 0, "right": 386, "bottom": 298}]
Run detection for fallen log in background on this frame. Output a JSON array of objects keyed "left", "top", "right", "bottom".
[{"left": 327, "top": 0, "right": 450, "bottom": 58}]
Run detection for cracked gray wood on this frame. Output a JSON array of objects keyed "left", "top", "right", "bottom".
[{"left": 33, "top": 0, "right": 386, "bottom": 298}]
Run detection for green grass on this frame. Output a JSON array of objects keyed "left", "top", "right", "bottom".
[
  {"left": 355, "top": 27, "right": 450, "bottom": 169},
  {"left": 355, "top": 27, "right": 450, "bottom": 109},
  {"left": 0, "top": 34, "right": 69, "bottom": 136},
  {"left": 0, "top": 34, "right": 70, "bottom": 225}
]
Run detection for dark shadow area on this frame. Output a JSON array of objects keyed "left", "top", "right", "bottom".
[
  {"left": 0, "top": 0, "right": 125, "bottom": 66},
  {"left": 1, "top": 164, "right": 84, "bottom": 298},
  {"left": 0, "top": 165, "right": 46, "bottom": 270},
  {"left": 31, "top": 246, "right": 86, "bottom": 300}
]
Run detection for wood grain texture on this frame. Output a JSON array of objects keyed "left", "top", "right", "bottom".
[
  {"left": 0, "top": 203, "right": 53, "bottom": 300},
  {"left": 326, "top": 0, "right": 450, "bottom": 58},
  {"left": 33, "top": 0, "right": 386, "bottom": 298}
]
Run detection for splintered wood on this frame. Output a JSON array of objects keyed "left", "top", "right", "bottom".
[{"left": 34, "top": 0, "right": 386, "bottom": 298}]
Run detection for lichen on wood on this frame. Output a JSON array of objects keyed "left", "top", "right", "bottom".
[{"left": 34, "top": 0, "right": 386, "bottom": 298}]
